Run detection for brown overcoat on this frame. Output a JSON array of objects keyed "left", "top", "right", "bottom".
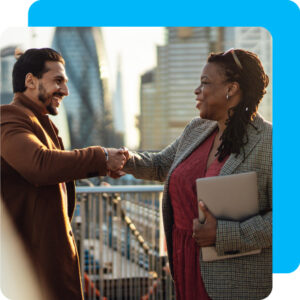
[{"left": 1, "top": 93, "right": 107, "bottom": 299}]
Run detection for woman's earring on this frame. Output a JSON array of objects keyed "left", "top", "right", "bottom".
[
  {"left": 226, "top": 93, "right": 229, "bottom": 100},
  {"left": 245, "top": 107, "right": 249, "bottom": 111}
]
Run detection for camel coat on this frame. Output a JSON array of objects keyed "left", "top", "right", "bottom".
[
  {"left": 1, "top": 93, "right": 107, "bottom": 299},
  {"left": 124, "top": 114, "right": 272, "bottom": 300}
]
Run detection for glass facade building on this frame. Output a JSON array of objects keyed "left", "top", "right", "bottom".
[{"left": 52, "top": 27, "right": 108, "bottom": 149}]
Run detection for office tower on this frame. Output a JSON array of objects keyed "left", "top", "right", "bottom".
[
  {"left": 224, "top": 27, "right": 272, "bottom": 121},
  {"left": 52, "top": 27, "right": 115, "bottom": 148},
  {"left": 139, "top": 27, "right": 223, "bottom": 150},
  {"left": 0, "top": 46, "right": 16, "bottom": 105}
]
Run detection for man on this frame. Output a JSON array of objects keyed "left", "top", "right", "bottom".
[{"left": 0, "top": 48, "right": 126, "bottom": 299}]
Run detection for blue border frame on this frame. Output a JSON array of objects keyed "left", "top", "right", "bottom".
[{"left": 28, "top": 0, "right": 300, "bottom": 274}]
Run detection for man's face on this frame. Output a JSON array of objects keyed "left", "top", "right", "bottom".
[{"left": 37, "top": 61, "right": 69, "bottom": 115}]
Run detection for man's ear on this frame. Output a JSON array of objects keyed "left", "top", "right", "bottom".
[{"left": 25, "top": 73, "right": 37, "bottom": 89}]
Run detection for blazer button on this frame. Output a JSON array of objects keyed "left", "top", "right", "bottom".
[{"left": 69, "top": 230, "right": 73, "bottom": 236}]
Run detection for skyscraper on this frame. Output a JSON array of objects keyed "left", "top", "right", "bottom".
[
  {"left": 52, "top": 27, "right": 113, "bottom": 148},
  {"left": 139, "top": 27, "right": 223, "bottom": 150}
]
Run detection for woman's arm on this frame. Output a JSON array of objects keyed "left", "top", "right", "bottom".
[
  {"left": 123, "top": 118, "right": 207, "bottom": 182},
  {"left": 123, "top": 135, "right": 181, "bottom": 182}
]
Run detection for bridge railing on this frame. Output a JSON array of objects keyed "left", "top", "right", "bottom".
[{"left": 72, "top": 185, "right": 175, "bottom": 300}]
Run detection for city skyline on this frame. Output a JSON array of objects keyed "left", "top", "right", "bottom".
[
  {"left": 0, "top": 26, "right": 165, "bottom": 149},
  {"left": 0, "top": 27, "right": 273, "bottom": 152}
]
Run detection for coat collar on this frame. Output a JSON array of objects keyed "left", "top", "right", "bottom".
[
  {"left": 13, "top": 92, "right": 47, "bottom": 118},
  {"left": 13, "top": 92, "right": 60, "bottom": 136}
]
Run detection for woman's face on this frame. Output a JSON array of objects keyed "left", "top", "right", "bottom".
[{"left": 194, "top": 62, "right": 234, "bottom": 122}]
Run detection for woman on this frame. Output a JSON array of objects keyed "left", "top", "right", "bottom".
[{"left": 121, "top": 49, "right": 272, "bottom": 300}]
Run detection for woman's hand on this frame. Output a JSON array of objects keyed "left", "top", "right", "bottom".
[
  {"left": 192, "top": 201, "right": 217, "bottom": 247},
  {"left": 107, "top": 147, "right": 131, "bottom": 179}
]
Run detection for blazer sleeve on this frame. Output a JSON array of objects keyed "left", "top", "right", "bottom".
[
  {"left": 123, "top": 118, "right": 211, "bottom": 182},
  {"left": 215, "top": 211, "right": 272, "bottom": 255},
  {"left": 123, "top": 136, "right": 181, "bottom": 182},
  {"left": 1, "top": 106, "right": 108, "bottom": 186}
]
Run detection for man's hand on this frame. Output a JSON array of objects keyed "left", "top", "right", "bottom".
[
  {"left": 106, "top": 148, "right": 126, "bottom": 171},
  {"left": 106, "top": 147, "right": 131, "bottom": 178},
  {"left": 192, "top": 201, "right": 217, "bottom": 247}
]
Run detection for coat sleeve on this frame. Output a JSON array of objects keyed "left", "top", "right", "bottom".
[{"left": 1, "top": 106, "right": 108, "bottom": 186}]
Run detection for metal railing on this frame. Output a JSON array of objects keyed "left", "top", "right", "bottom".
[{"left": 72, "top": 185, "right": 175, "bottom": 300}]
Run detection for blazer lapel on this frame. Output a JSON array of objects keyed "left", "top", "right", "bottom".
[
  {"left": 220, "top": 115, "right": 263, "bottom": 176},
  {"left": 168, "top": 120, "right": 218, "bottom": 176}
]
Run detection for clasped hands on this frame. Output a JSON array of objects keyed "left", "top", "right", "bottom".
[
  {"left": 192, "top": 201, "right": 217, "bottom": 247},
  {"left": 105, "top": 147, "right": 130, "bottom": 178}
]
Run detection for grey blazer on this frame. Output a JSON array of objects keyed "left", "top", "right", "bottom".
[{"left": 124, "top": 113, "right": 272, "bottom": 300}]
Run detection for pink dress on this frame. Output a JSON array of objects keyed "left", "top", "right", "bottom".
[{"left": 169, "top": 130, "right": 229, "bottom": 300}]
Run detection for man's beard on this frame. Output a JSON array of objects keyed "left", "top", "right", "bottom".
[{"left": 38, "top": 83, "right": 59, "bottom": 116}]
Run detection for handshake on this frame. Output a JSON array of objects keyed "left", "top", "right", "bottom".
[{"left": 103, "top": 147, "right": 130, "bottom": 178}]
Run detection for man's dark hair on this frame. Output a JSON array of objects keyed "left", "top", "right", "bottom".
[
  {"left": 207, "top": 49, "right": 269, "bottom": 162},
  {"left": 12, "top": 48, "right": 65, "bottom": 93}
]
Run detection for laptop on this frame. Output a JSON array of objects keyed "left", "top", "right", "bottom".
[{"left": 196, "top": 171, "right": 261, "bottom": 261}]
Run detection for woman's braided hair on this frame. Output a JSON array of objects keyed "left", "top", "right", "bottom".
[{"left": 207, "top": 49, "right": 269, "bottom": 161}]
